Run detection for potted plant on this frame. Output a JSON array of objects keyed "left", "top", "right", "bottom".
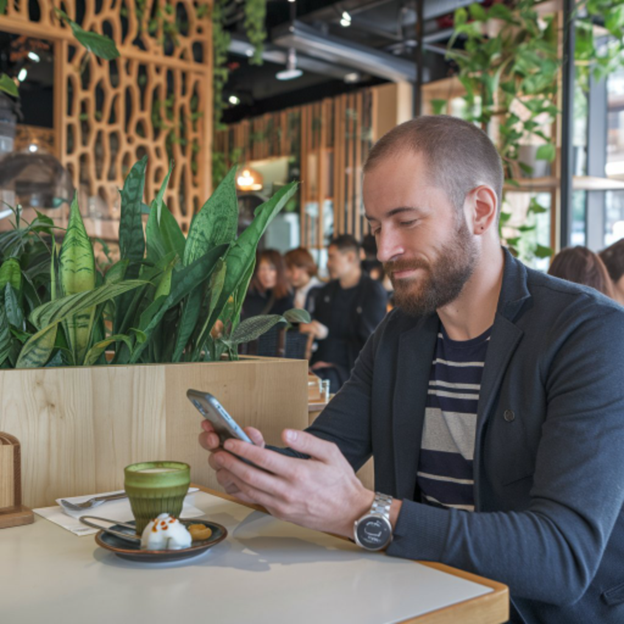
[{"left": 0, "top": 159, "right": 310, "bottom": 508}]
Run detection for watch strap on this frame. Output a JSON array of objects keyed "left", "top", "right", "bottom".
[{"left": 370, "top": 492, "right": 392, "bottom": 519}]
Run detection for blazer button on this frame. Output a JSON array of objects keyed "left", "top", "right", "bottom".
[{"left": 503, "top": 409, "right": 515, "bottom": 423}]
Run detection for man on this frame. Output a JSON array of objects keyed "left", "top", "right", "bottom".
[
  {"left": 600, "top": 238, "right": 624, "bottom": 305},
  {"left": 300, "top": 234, "right": 387, "bottom": 392},
  {"left": 199, "top": 116, "right": 624, "bottom": 623}
]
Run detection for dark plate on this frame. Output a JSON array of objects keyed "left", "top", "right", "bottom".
[{"left": 95, "top": 518, "right": 228, "bottom": 562}]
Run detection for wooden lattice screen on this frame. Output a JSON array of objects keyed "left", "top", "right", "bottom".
[
  {"left": 215, "top": 88, "right": 374, "bottom": 248},
  {"left": 0, "top": 0, "right": 212, "bottom": 233}
]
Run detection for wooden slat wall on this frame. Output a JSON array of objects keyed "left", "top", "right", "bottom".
[
  {"left": 216, "top": 88, "right": 374, "bottom": 249},
  {"left": 0, "top": 0, "right": 213, "bottom": 233}
]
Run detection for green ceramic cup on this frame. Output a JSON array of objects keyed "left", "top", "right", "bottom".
[{"left": 124, "top": 461, "right": 191, "bottom": 536}]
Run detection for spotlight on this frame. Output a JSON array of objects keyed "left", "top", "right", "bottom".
[
  {"left": 27, "top": 52, "right": 41, "bottom": 62},
  {"left": 17, "top": 69, "right": 27, "bottom": 82},
  {"left": 340, "top": 11, "right": 352, "bottom": 27},
  {"left": 228, "top": 95, "right": 241, "bottom": 105}
]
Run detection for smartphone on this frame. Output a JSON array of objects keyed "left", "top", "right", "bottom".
[{"left": 187, "top": 389, "right": 255, "bottom": 446}]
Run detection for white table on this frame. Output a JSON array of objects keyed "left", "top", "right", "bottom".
[{"left": 0, "top": 488, "right": 508, "bottom": 624}]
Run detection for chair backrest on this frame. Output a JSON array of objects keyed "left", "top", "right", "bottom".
[{"left": 240, "top": 325, "right": 286, "bottom": 358}]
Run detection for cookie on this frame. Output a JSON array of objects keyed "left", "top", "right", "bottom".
[{"left": 188, "top": 523, "right": 213, "bottom": 541}]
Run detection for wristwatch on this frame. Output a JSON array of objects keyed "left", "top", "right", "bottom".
[{"left": 353, "top": 492, "right": 393, "bottom": 551}]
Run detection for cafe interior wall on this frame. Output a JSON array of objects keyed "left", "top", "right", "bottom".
[
  {"left": 0, "top": 0, "right": 214, "bottom": 240},
  {"left": 215, "top": 82, "right": 411, "bottom": 257},
  {"left": 0, "top": 2, "right": 311, "bottom": 508}
]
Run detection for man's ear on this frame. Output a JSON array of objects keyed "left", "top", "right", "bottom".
[{"left": 469, "top": 185, "right": 498, "bottom": 235}]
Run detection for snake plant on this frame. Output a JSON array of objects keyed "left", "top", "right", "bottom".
[{"left": 0, "top": 157, "right": 304, "bottom": 369}]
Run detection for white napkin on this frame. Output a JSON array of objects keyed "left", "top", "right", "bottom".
[{"left": 33, "top": 488, "right": 203, "bottom": 536}]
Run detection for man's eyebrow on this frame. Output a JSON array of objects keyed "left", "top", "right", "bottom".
[{"left": 364, "top": 206, "right": 423, "bottom": 222}]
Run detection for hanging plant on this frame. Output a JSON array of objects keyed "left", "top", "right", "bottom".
[
  {"left": 444, "top": 0, "right": 558, "bottom": 260},
  {"left": 244, "top": 0, "right": 267, "bottom": 66},
  {"left": 212, "top": 0, "right": 231, "bottom": 131}
]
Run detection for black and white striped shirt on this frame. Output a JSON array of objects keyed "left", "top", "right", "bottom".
[{"left": 416, "top": 323, "right": 492, "bottom": 512}]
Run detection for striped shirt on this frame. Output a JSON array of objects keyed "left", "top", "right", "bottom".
[{"left": 416, "top": 323, "right": 492, "bottom": 512}]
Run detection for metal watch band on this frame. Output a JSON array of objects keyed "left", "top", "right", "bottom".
[{"left": 370, "top": 492, "right": 392, "bottom": 519}]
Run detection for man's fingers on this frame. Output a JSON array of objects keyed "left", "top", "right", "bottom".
[
  {"left": 216, "top": 448, "right": 283, "bottom": 494},
  {"left": 244, "top": 426, "right": 266, "bottom": 447},
  {"left": 282, "top": 429, "right": 341, "bottom": 463},
  {"left": 198, "top": 431, "right": 220, "bottom": 452},
  {"left": 223, "top": 438, "right": 301, "bottom": 476}
]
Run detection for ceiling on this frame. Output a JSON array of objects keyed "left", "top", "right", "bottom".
[{"left": 222, "top": 0, "right": 486, "bottom": 124}]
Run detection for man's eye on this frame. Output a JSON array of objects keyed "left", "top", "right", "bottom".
[{"left": 400, "top": 220, "right": 418, "bottom": 228}]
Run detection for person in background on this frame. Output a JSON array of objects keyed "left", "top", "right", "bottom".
[
  {"left": 361, "top": 233, "right": 394, "bottom": 296},
  {"left": 548, "top": 246, "right": 613, "bottom": 297},
  {"left": 242, "top": 249, "right": 294, "bottom": 318},
  {"left": 284, "top": 247, "right": 323, "bottom": 314},
  {"left": 600, "top": 238, "right": 624, "bottom": 305},
  {"left": 300, "top": 234, "right": 387, "bottom": 392}
]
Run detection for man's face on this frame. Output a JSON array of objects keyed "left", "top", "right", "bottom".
[
  {"left": 327, "top": 245, "right": 355, "bottom": 280},
  {"left": 363, "top": 150, "right": 479, "bottom": 317}
]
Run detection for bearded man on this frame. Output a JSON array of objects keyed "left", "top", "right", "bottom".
[{"left": 199, "top": 116, "right": 624, "bottom": 624}]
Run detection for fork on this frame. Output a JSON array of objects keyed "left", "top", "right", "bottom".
[{"left": 59, "top": 491, "right": 128, "bottom": 512}]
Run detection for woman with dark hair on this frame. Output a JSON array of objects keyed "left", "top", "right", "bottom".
[
  {"left": 284, "top": 247, "right": 323, "bottom": 314},
  {"left": 242, "top": 249, "right": 294, "bottom": 318},
  {"left": 548, "top": 246, "right": 614, "bottom": 297}
]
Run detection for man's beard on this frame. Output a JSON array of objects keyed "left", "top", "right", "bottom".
[{"left": 384, "top": 218, "right": 479, "bottom": 317}]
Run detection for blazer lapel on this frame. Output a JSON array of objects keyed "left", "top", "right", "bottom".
[{"left": 392, "top": 314, "right": 439, "bottom": 500}]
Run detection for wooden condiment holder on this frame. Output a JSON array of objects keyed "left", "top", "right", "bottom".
[{"left": 0, "top": 433, "right": 34, "bottom": 529}]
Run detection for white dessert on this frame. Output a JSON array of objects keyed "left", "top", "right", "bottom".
[{"left": 140, "top": 513, "right": 193, "bottom": 550}]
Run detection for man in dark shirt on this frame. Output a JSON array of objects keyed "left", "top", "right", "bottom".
[{"left": 301, "top": 234, "right": 387, "bottom": 392}]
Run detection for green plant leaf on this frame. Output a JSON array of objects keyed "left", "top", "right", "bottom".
[
  {"left": 64, "top": 15, "right": 120, "bottom": 60},
  {"left": 469, "top": 2, "right": 487, "bottom": 21},
  {"left": 193, "top": 259, "right": 227, "bottom": 359},
  {"left": 184, "top": 165, "right": 238, "bottom": 266},
  {"left": 104, "top": 259, "right": 129, "bottom": 284},
  {"left": 535, "top": 144, "right": 556, "bottom": 162},
  {"left": 4, "top": 284, "right": 24, "bottom": 329},
  {"left": 59, "top": 193, "right": 96, "bottom": 363},
  {"left": 430, "top": 99, "right": 448, "bottom": 115},
  {"left": 534, "top": 244, "right": 554, "bottom": 259},
  {"left": 83, "top": 334, "right": 133, "bottom": 367},
  {"left": 146, "top": 201, "right": 186, "bottom": 263},
  {"left": 119, "top": 156, "right": 147, "bottom": 272},
  {"left": 0, "top": 257, "right": 22, "bottom": 294},
  {"left": 172, "top": 289, "right": 203, "bottom": 362},
  {"left": 0, "top": 73, "right": 18, "bottom": 97},
  {"left": 16, "top": 323, "right": 58, "bottom": 369},
  {"left": 0, "top": 306, "right": 11, "bottom": 366},
  {"left": 229, "top": 314, "right": 284, "bottom": 345},
  {"left": 283, "top": 308, "right": 311, "bottom": 324},
  {"left": 206, "top": 181, "right": 299, "bottom": 335},
  {"left": 30, "top": 280, "right": 147, "bottom": 330},
  {"left": 130, "top": 245, "right": 228, "bottom": 363}
]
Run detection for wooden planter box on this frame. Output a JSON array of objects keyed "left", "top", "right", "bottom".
[{"left": 0, "top": 357, "right": 308, "bottom": 508}]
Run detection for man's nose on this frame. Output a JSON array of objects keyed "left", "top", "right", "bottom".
[{"left": 376, "top": 231, "right": 403, "bottom": 264}]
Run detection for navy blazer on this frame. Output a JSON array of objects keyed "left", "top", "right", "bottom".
[{"left": 306, "top": 250, "right": 624, "bottom": 623}]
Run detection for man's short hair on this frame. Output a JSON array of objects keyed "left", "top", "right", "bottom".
[
  {"left": 329, "top": 234, "right": 361, "bottom": 257},
  {"left": 600, "top": 238, "right": 624, "bottom": 283},
  {"left": 364, "top": 115, "right": 504, "bottom": 216}
]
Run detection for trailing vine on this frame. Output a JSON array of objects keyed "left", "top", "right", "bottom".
[
  {"left": 446, "top": 0, "right": 558, "bottom": 260},
  {"left": 244, "top": 0, "right": 267, "bottom": 66},
  {"left": 212, "top": 0, "right": 231, "bottom": 131}
]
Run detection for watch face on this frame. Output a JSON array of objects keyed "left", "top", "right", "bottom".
[{"left": 356, "top": 516, "right": 392, "bottom": 550}]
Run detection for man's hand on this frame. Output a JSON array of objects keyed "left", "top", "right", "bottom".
[
  {"left": 207, "top": 428, "right": 375, "bottom": 538},
  {"left": 198, "top": 419, "right": 266, "bottom": 505}
]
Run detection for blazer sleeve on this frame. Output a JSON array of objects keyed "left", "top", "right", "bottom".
[{"left": 386, "top": 305, "right": 624, "bottom": 607}]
